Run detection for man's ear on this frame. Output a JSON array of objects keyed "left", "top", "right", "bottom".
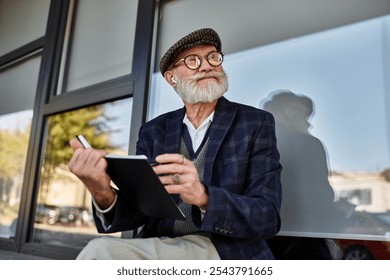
[{"left": 164, "top": 71, "right": 176, "bottom": 87}]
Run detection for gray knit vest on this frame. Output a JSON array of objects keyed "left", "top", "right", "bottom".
[{"left": 172, "top": 136, "right": 209, "bottom": 234}]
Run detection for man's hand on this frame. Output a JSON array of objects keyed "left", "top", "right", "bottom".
[
  {"left": 152, "top": 153, "right": 208, "bottom": 210},
  {"left": 68, "top": 138, "right": 115, "bottom": 209}
]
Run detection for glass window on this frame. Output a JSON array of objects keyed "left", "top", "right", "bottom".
[
  {"left": 33, "top": 98, "right": 132, "bottom": 248},
  {"left": 61, "top": 0, "right": 138, "bottom": 92},
  {"left": 0, "top": 0, "right": 50, "bottom": 56},
  {"left": 0, "top": 111, "right": 32, "bottom": 239},
  {"left": 231, "top": 16, "right": 390, "bottom": 240},
  {"left": 154, "top": 0, "right": 390, "bottom": 73},
  {"left": 0, "top": 55, "right": 41, "bottom": 239},
  {"left": 0, "top": 56, "right": 41, "bottom": 115},
  {"left": 150, "top": 10, "right": 390, "bottom": 241}
]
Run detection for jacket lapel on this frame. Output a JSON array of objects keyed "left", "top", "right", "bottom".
[
  {"left": 163, "top": 107, "right": 186, "bottom": 154},
  {"left": 204, "top": 97, "right": 237, "bottom": 180}
]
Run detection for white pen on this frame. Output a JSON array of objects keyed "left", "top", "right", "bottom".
[{"left": 76, "top": 135, "right": 92, "bottom": 148}]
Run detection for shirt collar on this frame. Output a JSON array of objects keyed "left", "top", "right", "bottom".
[{"left": 183, "top": 111, "right": 214, "bottom": 131}]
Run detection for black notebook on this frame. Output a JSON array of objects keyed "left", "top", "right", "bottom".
[{"left": 105, "top": 154, "right": 186, "bottom": 221}]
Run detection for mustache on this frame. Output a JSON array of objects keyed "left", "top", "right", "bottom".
[{"left": 188, "top": 71, "right": 226, "bottom": 82}]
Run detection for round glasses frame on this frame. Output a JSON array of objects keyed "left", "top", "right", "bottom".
[{"left": 173, "top": 51, "right": 224, "bottom": 70}]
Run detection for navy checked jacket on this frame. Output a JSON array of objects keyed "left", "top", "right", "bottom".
[{"left": 95, "top": 97, "right": 282, "bottom": 259}]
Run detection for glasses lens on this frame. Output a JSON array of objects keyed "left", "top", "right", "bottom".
[
  {"left": 184, "top": 55, "right": 200, "bottom": 70},
  {"left": 207, "top": 52, "right": 223, "bottom": 66}
]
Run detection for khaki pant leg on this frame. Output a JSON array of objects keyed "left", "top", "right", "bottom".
[{"left": 76, "top": 235, "right": 220, "bottom": 260}]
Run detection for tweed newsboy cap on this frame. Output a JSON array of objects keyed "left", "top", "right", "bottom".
[{"left": 159, "top": 28, "right": 222, "bottom": 75}]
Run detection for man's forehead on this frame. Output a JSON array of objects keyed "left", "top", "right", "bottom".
[{"left": 177, "top": 44, "right": 217, "bottom": 58}]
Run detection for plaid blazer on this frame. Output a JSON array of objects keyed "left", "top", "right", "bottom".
[{"left": 97, "top": 97, "right": 282, "bottom": 259}]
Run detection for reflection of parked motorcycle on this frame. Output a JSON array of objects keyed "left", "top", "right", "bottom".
[{"left": 35, "top": 204, "right": 93, "bottom": 226}]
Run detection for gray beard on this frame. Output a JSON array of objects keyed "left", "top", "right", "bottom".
[{"left": 173, "top": 70, "right": 229, "bottom": 104}]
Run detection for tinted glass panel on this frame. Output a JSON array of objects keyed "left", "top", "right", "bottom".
[
  {"left": 62, "top": 0, "right": 138, "bottom": 92},
  {"left": 0, "top": 111, "right": 32, "bottom": 238},
  {"left": 0, "top": 56, "right": 40, "bottom": 239},
  {"left": 33, "top": 98, "right": 132, "bottom": 247},
  {"left": 149, "top": 15, "right": 390, "bottom": 240},
  {"left": 0, "top": 0, "right": 50, "bottom": 56}
]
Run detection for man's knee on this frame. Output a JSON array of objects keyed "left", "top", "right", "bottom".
[{"left": 76, "top": 236, "right": 116, "bottom": 259}]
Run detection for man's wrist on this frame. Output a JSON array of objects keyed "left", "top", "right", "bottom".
[
  {"left": 92, "top": 188, "right": 117, "bottom": 213},
  {"left": 198, "top": 183, "right": 209, "bottom": 210}
]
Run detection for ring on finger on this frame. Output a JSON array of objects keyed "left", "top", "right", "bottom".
[{"left": 172, "top": 173, "right": 181, "bottom": 184}]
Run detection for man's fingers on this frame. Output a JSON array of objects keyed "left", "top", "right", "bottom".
[
  {"left": 68, "top": 146, "right": 107, "bottom": 177},
  {"left": 155, "top": 153, "right": 186, "bottom": 165},
  {"left": 164, "top": 184, "right": 182, "bottom": 194}
]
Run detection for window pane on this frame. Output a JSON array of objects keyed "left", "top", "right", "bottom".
[
  {"left": 227, "top": 16, "right": 390, "bottom": 239},
  {"left": 0, "top": 0, "right": 50, "bottom": 56},
  {"left": 0, "top": 56, "right": 41, "bottom": 115},
  {"left": 33, "top": 98, "right": 132, "bottom": 247},
  {"left": 155, "top": 0, "right": 390, "bottom": 73},
  {"left": 0, "top": 55, "right": 40, "bottom": 239},
  {"left": 63, "top": 0, "right": 138, "bottom": 92},
  {"left": 0, "top": 111, "right": 32, "bottom": 239}
]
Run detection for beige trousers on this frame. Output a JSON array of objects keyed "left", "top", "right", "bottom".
[{"left": 76, "top": 234, "right": 220, "bottom": 260}]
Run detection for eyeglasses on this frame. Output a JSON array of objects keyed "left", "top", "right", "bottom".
[{"left": 173, "top": 51, "right": 224, "bottom": 70}]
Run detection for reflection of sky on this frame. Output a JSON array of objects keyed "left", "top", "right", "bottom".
[
  {"left": 0, "top": 110, "right": 32, "bottom": 131},
  {"left": 100, "top": 99, "right": 132, "bottom": 151},
  {"left": 149, "top": 15, "right": 390, "bottom": 173}
]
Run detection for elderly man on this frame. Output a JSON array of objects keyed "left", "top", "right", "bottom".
[{"left": 68, "top": 28, "right": 282, "bottom": 260}]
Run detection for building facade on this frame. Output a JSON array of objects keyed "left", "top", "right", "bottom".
[{"left": 1, "top": 0, "right": 390, "bottom": 259}]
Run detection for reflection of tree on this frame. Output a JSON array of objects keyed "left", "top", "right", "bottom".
[
  {"left": 39, "top": 105, "right": 114, "bottom": 205},
  {"left": 0, "top": 125, "right": 30, "bottom": 209},
  {"left": 0, "top": 127, "right": 30, "bottom": 179}
]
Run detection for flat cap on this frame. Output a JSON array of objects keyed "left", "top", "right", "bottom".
[{"left": 159, "top": 28, "right": 222, "bottom": 75}]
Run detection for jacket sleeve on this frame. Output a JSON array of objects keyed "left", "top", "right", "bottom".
[{"left": 92, "top": 190, "right": 146, "bottom": 233}]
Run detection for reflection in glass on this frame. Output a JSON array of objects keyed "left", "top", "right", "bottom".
[
  {"left": 0, "top": 110, "right": 32, "bottom": 238},
  {"left": 262, "top": 90, "right": 349, "bottom": 234},
  {"left": 61, "top": 0, "right": 138, "bottom": 92},
  {"left": 254, "top": 16, "right": 390, "bottom": 240},
  {"left": 0, "top": 53, "right": 40, "bottom": 239},
  {"left": 0, "top": 0, "right": 50, "bottom": 56},
  {"left": 149, "top": 15, "right": 390, "bottom": 242},
  {"left": 33, "top": 99, "right": 132, "bottom": 247}
]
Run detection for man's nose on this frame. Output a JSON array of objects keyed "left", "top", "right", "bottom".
[{"left": 197, "top": 57, "right": 213, "bottom": 72}]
